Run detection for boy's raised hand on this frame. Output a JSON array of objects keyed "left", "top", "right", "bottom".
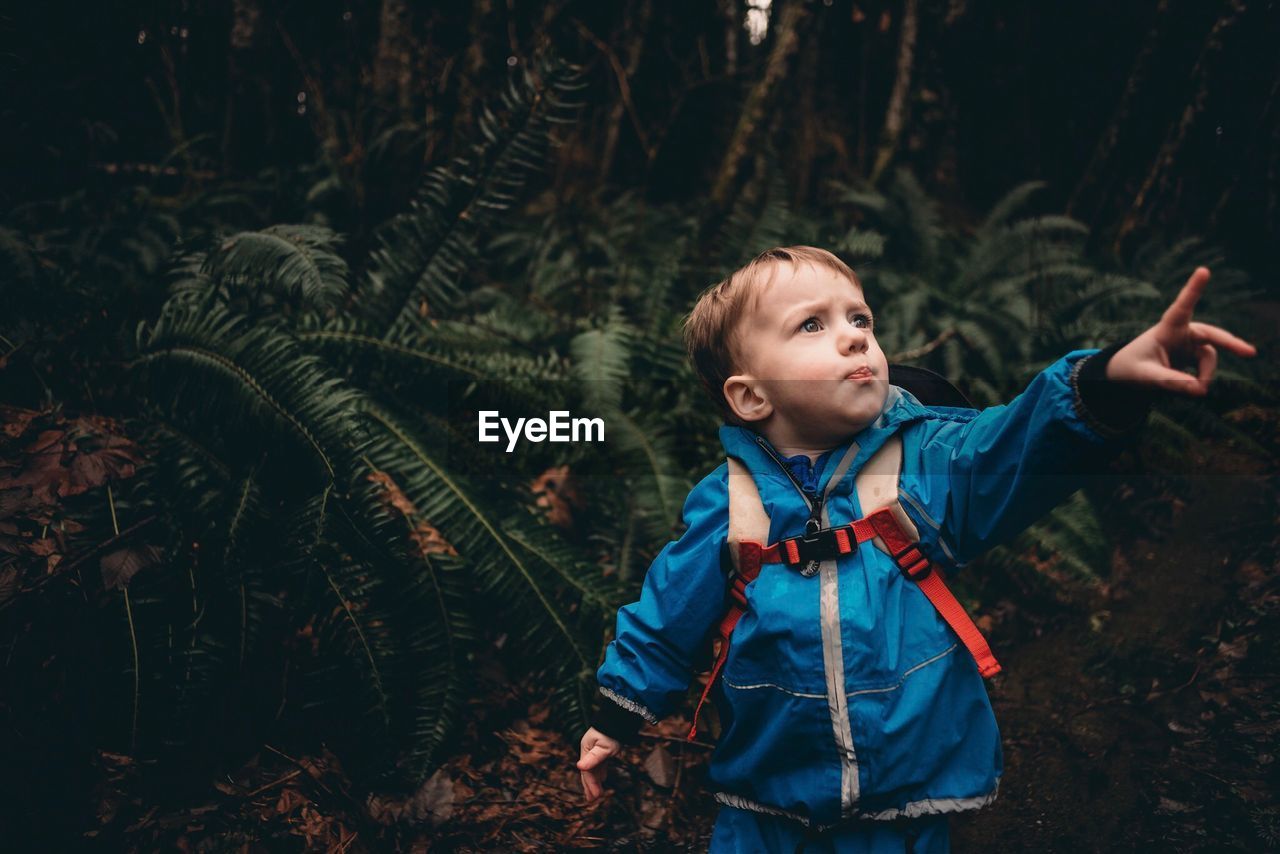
[
  {"left": 1106, "top": 267, "right": 1258, "bottom": 395},
  {"left": 578, "top": 727, "right": 622, "bottom": 802}
]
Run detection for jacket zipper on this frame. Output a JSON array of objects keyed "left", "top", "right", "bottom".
[
  {"left": 755, "top": 434, "right": 861, "bottom": 812},
  {"left": 753, "top": 436, "right": 826, "bottom": 575}
]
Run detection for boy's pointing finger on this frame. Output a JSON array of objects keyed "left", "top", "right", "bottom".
[
  {"left": 1161, "top": 266, "right": 1211, "bottom": 326},
  {"left": 1188, "top": 321, "right": 1258, "bottom": 357}
]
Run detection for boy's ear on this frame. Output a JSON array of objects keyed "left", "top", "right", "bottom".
[{"left": 723, "top": 374, "right": 772, "bottom": 423}]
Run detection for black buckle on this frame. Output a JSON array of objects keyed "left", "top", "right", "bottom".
[
  {"left": 782, "top": 526, "right": 840, "bottom": 567},
  {"left": 892, "top": 543, "right": 932, "bottom": 582}
]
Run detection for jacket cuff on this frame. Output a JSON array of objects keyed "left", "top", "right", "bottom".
[
  {"left": 1070, "top": 341, "right": 1156, "bottom": 440},
  {"left": 591, "top": 689, "right": 650, "bottom": 744}
]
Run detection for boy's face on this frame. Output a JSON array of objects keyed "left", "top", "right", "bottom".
[{"left": 724, "top": 262, "right": 890, "bottom": 452}]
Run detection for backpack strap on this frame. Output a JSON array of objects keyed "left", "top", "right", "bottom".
[
  {"left": 856, "top": 436, "right": 1001, "bottom": 678},
  {"left": 688, "top": 457, "right": 768, "bottom": 741},
  {"left": 688, "top": 436, "right": 1002, "bottom": 741}
]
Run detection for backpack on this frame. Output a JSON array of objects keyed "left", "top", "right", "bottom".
[{"left": 688, "top": 366, "right": 1001, "bottom": 741}]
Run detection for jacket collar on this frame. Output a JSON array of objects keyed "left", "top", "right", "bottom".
[{"left": 718, "top": 384, "right": 932, "bottom": 498}]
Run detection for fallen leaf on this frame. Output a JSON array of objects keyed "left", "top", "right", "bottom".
[
  {"left": 100, "top": 544, "right": 163, "bottom": 590},
  {"left": 1157, "top": 797, "right": 1198, "bottom": 814},
  {"left": 531, "top": 465, "right": 583, "bottom": 528},
  {"left": 643, "top": 744, "right": 676, "bottom": 788},
  {"left": 1217, "top": 638, "right": 1249, "bottom": 660},
  {"left": 366, "top": 768, "right": 454, "bottom": 827}
]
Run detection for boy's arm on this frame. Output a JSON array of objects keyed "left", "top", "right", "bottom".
[
  {"left": 901, "top": 346, "right": 1145, "bottom": 567},
  {"left": 902, "top": 267, "right": 1256, "bottom": 567},
  {"left": 591, "top": 464, "right": 731, "bottom": 741}
]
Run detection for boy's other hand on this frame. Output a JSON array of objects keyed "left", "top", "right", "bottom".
[
  {"left": 1107, "top": 267, "right": 1258, "bottom": 396},
  {"left": 577, "top": 727, "right": 622, "bottom": 802}
]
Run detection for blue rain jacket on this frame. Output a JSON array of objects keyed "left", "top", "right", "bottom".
[{"left": 596, "top": 350, "right": 1133, "bottom": 828}]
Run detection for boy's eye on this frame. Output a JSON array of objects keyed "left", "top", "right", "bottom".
[
  {"left": 799, "top": 317, "right": 822, "bottom": 333},
  {"left": 851, "top": 313, "right": 874, "bottom": 329}
]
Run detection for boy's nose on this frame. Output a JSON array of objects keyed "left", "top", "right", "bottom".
[{"left": 839, "top": 326, "right": 869, "bottom": 353}]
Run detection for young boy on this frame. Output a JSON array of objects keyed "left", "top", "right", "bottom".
[{"left": 576, "top": 246, "right": 1256, "bottom": 852}]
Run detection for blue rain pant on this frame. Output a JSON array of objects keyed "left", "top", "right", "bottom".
[{"left": 710, "top": 805, "right": 949, "bottom": 854}]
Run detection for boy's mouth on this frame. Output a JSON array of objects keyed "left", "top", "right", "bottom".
[{"left": 846, "top": 368, "right": 875, "bottom": 383}]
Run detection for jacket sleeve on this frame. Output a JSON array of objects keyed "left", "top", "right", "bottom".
[
  {"left": 899, "top": 345, "right": 1153, "bottom": 569},
  {"left": 592, "top": 464, "right": 730, "bottom": 740}
]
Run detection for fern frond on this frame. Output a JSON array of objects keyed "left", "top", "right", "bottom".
[
  {"left": 204, "top": 224, "right": 351, "bottom": 310},
  {"left": 570, "top": 309, "right": 634, "bottom": 412},
  {"left": 134, "top": 300, "right": 369, "bottom": 488},
  {"left": 977, "top": 180, "right": 1048, "bottom": 235},
  {"left": 360, "top": 53, "right": 587, "bottom": 339},
  {"left": 360, "top": 402, "right": 599, "bottom": 674}
]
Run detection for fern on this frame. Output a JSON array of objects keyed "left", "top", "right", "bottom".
[
  {"left": 360, "top": 53, "right": 588, "bottom": 340},
  {"left": 203, "top": 224, "right": 351, "bottom": 310}
]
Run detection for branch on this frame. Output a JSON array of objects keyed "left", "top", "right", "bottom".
[{"left": 889, "top": 327, "right": 958, "bottom": 362}]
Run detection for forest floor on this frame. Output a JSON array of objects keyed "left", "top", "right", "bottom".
[
  {"left": 70, "top": 413, "right": 1273, "bottom": 853},
  {"left": 11, "top": 410, "right": 1275, "bottom": 852}
]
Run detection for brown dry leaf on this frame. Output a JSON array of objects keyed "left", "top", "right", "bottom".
[
  {"left": 65, "top": 428, "right": 141, "bottom": 495},
  {"left": 1199, "top": 689, "right": 1231, "bottom": 707},
  {"left": 1217, "top": 638, "right": 1249, "bottom": 660},
  {"left": 275, "top": 788, "right": 311, "bottom": 816},
  {"left": 409, "top": 520, "right": 458, "bottom": 557},
  {"left": 367, "top": 768, "right": 455, "bottom": 827},
  {"left": 22, "top": 428, "right": 65, "bottom": 456},
  {"left": 0, "top": 566, "right": 19, "bottom": 606},
  {"left": 100, "top": 544, "right": 163, "bottom": 590},
  {"left": 368, "top": 468, "right": 459, "bottom": 556},
  {"left": 297, "top": 756, "right": 326, "bottom": 781},
  {"left": 1, "top": 407, "right": 42, "bottom": 439},
  {"left": 643, "top": 744, "right": 676, "bottom": 788},
  {"left": 294, "top": 805, "right": 331, "bottom": 847},
  {"left": 1156, "top": 797, "right": 1197, "bottom": 814},
  {"left": 531, "top": 465, "right": 583, "bottom": 529},
  {"left": 501, "top": 724, "right": 560, "bottom": 765},
  {"left": 367, "top": 469, "right": 418, "bottom": 517},
  {"left": 29, "top": 537, "right": 56, "bottom": 557},
  {"left": 640, "top": 799, "right": 669, "bottom": 834}
]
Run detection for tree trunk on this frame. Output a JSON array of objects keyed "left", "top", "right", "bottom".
[
  {"left": 1115, "top": 0, "right": 1247, "bottom": 252},
  {"left": 710, "top": 0, "right": 807, "bottom": 208},
  {"left": 1208, "top": 72, "right": 1279, "bottom": 231},
  {"left": 721, "top": 0, "right": 739, "bottom": 76},
  {"left": 869, "top": 0, "right": 919, "bottom": 185},
  {"left": 597, "top": 0, "right": 653, "bottom": 183},
  {"left": 221, "top": 0, "right": 262, "bottom": 172},
  {"left": 454, "top": 0, "right": 496, "bottom": 143},
  {"left": 1066, "top": 0, "right": 1170, "bottom": 220},
  {"left": 373, "top": 0, "right": 414, "bottom": 117}
]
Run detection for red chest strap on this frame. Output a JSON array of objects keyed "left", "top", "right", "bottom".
[{"left": 687, "top": 507, "right": 1000, "bottom": 742}]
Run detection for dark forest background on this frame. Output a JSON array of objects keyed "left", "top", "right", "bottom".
[{"left": 1, "top": 1, "right": 1277, "bottom": 850}]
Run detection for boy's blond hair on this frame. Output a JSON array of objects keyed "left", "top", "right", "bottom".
[{"left": 683, "top": 246, "right": 861, "bottom": 422}]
